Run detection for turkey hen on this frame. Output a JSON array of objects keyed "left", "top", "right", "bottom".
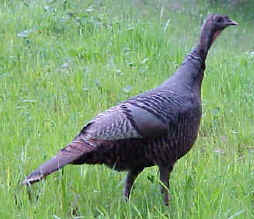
[{"left": 23, "top": 14, "right": 237, "bottom": 205}]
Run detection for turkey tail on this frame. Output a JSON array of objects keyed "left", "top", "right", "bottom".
[
  {"left": 22, "top": 154, "right": 74, "bottom": 185},
  {"left": 23, "top": 136, "right": 93, "bottom": 185}
]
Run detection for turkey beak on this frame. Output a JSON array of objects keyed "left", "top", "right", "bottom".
[{"left": 226, "top": 18, "right": 238, "bottom": 26}]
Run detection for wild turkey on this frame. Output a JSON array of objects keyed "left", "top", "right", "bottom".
[{"left": 23, "top": 14, "right": 237, "bottom": 205}]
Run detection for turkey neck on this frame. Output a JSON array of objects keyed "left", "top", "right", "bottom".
[
  {"left": 196, "top": 19, "right": 219, "bottom": 60},
  {"left": 161, "top": 22, "right": 218, "bottom": 96}
]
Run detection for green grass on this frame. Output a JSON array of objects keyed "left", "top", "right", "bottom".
[{"left": 1, "top": 0, "right": 254, "bottom": 218}]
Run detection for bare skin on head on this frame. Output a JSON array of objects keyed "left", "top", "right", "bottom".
[{"left": 23, "top": 14, "right": 237, "bottom": 206}]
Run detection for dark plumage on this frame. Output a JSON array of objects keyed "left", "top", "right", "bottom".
[{"left": 23, "top": 14, "right": 237, "bottom": 205}]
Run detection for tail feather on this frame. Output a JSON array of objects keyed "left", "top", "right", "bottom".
[
  {"left": 23, "top": 137, "right": 94, "bottom": 185},
  {"left": 22, "top": 154, "right": 76, "bottom": 185}
]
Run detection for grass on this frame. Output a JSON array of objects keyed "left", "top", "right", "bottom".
[{"left": 1, "top": 0, "right": 254, "bottom": 218}]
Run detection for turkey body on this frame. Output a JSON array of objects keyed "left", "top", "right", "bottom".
[
  {"left": 76, "top": 86, "right": 201, "bottom": 171},
  {"left": 73, "top": 50, "right": 203, "bottom": 171}
]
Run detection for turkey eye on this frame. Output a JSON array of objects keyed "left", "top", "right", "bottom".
[{"left": 217, "top": 17, "right": 223, "bottom": 23}]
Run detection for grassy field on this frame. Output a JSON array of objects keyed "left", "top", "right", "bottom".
[{"left": 1, "top": 0, "right": 254, "bottom": 218}]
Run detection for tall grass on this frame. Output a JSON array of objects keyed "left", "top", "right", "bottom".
[{"left": 0, "top": 0, "right": 254, "bottom": 218}]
